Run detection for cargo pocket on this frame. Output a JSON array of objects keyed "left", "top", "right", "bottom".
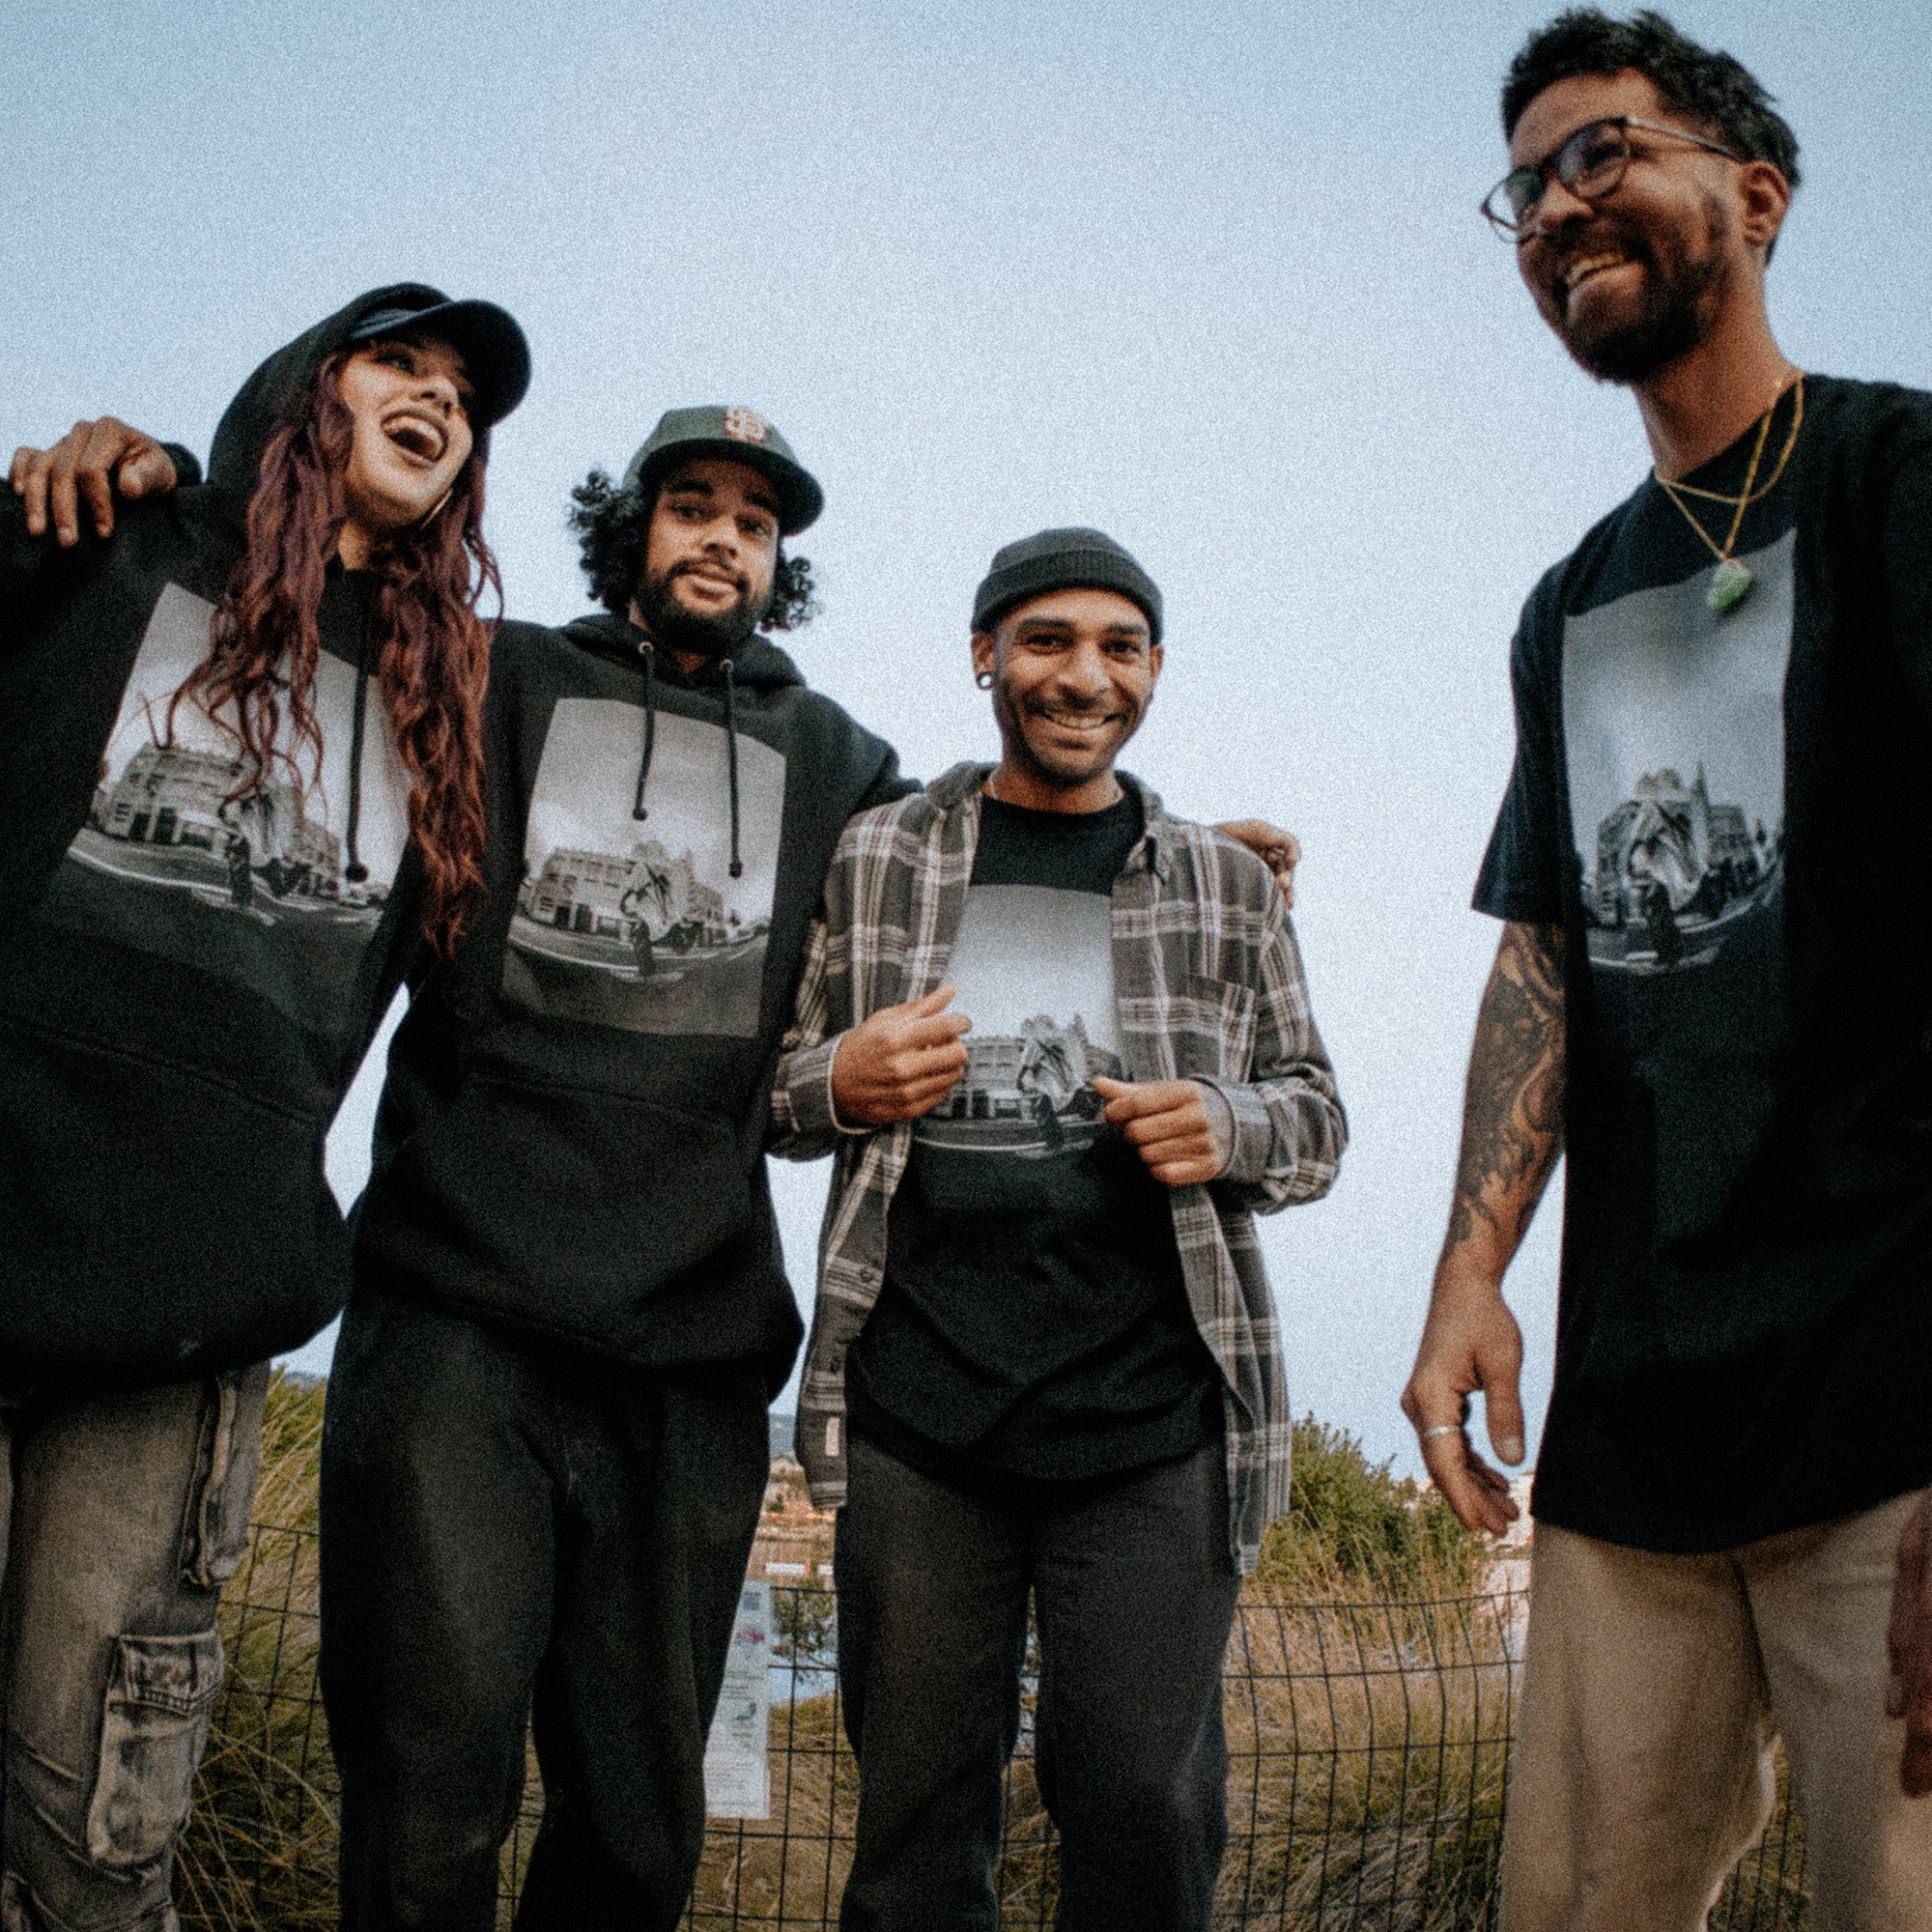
[
  {"left": 83, "top": 1630, "right": 224, "bottom": 1870},
  {"left": 178, "top": 1361, "right": 269, "bottom": 1591}
]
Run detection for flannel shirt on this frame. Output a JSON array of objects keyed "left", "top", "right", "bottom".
[{"left": 770, "top": 762, "right": 1347, "bottom": 1573}]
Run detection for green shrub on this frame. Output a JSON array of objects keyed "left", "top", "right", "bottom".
[{"left": 1252, "top": 1415, "right": 1490, "bottom": 1602}]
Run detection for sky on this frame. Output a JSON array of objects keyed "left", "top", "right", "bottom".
[{"left": 8, "top": 0, "right": 1929, "bottom": 1476}]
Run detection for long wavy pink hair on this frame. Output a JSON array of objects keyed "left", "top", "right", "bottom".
[{"left": 169, "top": 349, "right": 497, "bottom": 954}]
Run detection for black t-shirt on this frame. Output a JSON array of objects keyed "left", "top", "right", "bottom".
[
  {"left": 847, "top": 790, "right": 1223, "bottom": 1482},
  {"left": 1476, "top": 375, "right": 1932, "bottom": 1552}
]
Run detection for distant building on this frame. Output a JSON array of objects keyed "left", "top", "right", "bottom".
[{"left": 1588, "top": 763, "right": 1768, "bottom": 927}]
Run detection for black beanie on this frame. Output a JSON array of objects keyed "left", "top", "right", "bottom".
[{"left": 971, "top": 527, "right": 1163, "bottom": 644}]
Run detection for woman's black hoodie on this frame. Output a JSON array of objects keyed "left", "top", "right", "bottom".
[
  {"left": 0, "top": 284, "right": 457, "bottom": 1393},
  {"left": 350, "top": 608, "right": 908, "bottom": 1391}
]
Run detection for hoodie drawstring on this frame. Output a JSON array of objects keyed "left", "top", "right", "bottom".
[
  {"left": 632, "top": 640, "right": 657, "bottom": 821},
  {"left": 722, "top": 658, "right": 743, "bottom": 879},
  {"left": 344, "top": 604, "right": 371, "bottom": 884},
  {"left": 630, "top": 637, "right": 740, "bottom": 880}
]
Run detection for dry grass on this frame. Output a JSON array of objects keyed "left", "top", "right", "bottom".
[
  {"left": 178, "top": 1372, "right": 337, "bottom": 1932},
  {"left": 179, "top": 1383, "right": 1808, "bottom": 1930}
]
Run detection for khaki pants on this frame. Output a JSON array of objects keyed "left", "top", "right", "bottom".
[{"left": 1500, "top": 1492, "right": 1932, "bottom": 1932}]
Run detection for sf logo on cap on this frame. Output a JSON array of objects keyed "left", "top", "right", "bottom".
[{"left": 723, "top": 406, "right": 771, "bottom": 444}]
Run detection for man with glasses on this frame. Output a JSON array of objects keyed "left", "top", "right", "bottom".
[{"left": 1402, "top": 10, "right": 1932, "bottom": 1927}]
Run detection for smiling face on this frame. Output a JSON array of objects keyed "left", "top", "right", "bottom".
[
  {"left": 628, "top": 457, "right": 781, "bottom": 668},
  {"left": 1510, "top": 71, "right": 1747, "bottom": 384},
  {"left": 335, "top": 335, "right": 475, "bottom": 566},
  {"left": 972, "top": 586, "right": 1162, "bottom": 812}
]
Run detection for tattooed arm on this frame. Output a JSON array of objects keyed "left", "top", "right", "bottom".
[{"left": 1401, "top": 919, "right": 1566, "bottom": 1535}]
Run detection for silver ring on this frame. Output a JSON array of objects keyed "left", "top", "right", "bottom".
[{"left": 1420, "top": 1424, "right": 1463, "bottom": 1440}]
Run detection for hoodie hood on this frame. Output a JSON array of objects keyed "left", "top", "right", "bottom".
[{"left": 207, "top": 282, "right": 461, "bottom": 497}]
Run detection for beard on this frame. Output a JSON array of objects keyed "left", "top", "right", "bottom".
[
  {"left": 1554, "top": 196, "right": 1735, "bottom": 385},
  {"left": 632, "top": 559, "right": 764, "bottom": 658}
]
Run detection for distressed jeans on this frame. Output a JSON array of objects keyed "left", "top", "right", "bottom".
[{"left": 0, "top": 1365, "right": 268, "bottom": 1932}]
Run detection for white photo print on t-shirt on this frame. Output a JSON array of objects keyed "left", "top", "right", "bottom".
[
  {"left": 917, "top": 883, "right": 1126, "bottom": 1160},
  {"left": 1562, "top": 530, "right": 1794, "bottom": 979}
]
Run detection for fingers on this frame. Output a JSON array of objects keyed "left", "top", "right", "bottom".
[
  {"left": 1093, "top": 1077, "right": 1220, "bottom": 1187},
  {"left": 1211, "top": 819, "right": 1302, "bottom": 908},
  {"left": 17, "top": 418, "right": 162, "bottom": 546},
  {"left": 831, "top": 990, "right": 973, "bottom": 1125},
  {"left": 1274, "top": 830, "right": 1300, "bottom": 908},
  {"left": 1418, "top": 1424, "right": 1520, "bottom": 1538},
  {"left": 10, "top": 444, "right": 54, "bottom": 538},
  {"left": 46, "top": 421, "right": 101, "bottom": 545},
  {"left": 117, "top": 440, "right": 178, "bottom": 502},
  {"left": 1483, "top": 1371, "right": 1527, "bottom": 1468}
]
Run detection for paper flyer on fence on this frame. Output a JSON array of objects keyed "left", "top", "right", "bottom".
[{"left": 703, "top": 1580, "right": 771, "bottom": 1819}]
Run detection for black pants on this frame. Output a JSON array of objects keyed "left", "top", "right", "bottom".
[
  {"left": 318, "top": 1288, "right": 768, "bottom": 1932},
  {"left": 836, "top": 1435, "right": 1241, "bottom": 1932}
]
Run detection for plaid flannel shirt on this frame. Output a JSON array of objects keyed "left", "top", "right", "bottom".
[{"left": 770, "top": 762, "right": 1347, "bottom": 1573}]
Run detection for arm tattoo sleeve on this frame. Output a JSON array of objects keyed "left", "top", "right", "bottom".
[{"left": 1446, "top": 921, "right": 1567, "bottom": 1251}]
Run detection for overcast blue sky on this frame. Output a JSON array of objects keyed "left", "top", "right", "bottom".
[{"left": 9, "top": 0, "right": 1929, "bottom": 1472}]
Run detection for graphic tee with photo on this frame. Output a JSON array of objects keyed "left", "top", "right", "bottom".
[
  {"left": 849, "top": 792, "right": 1219, "bottom": 1482},
  {"left": 1561, "top": 529, "right": 1795, "bottom": 1239},
  {"left": 36, "top": 583, "right": 411, "bottom": 1039}
]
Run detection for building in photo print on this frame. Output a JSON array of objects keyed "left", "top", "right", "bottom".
[
  {"left": 85, "top": 742, "right": 365, "bottom": 910},
  {"left": 918, "top": 1011, "right": 1125, "bottom": 1157},
  {"left": 1582, "top": 763, "right": 1781, "bottom": 975},
  {"left": 515, "top": 838, "right": 743, "bottom": 972}
]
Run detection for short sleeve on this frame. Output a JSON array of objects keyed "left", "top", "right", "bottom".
[{"left": 1472, "top": 604, "right": 1568, "bottom": 924}]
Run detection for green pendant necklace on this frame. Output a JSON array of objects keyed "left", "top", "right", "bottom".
[{"left": 1655, "top": 376, "right": 1804, "bottom": 612}]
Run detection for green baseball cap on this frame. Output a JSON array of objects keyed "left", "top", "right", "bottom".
[{"left": 620, "top": 405, "right": 823, "bottom": 534}]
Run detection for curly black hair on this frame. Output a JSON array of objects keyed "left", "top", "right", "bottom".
[
  {"left": 1502, "top": 10, "right": 1800, "bottom": 195},
  {"left": 566, "top": 469, "right": 818, "bottom": 630}
]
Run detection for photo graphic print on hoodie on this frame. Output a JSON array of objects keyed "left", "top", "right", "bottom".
[
  {"left": 38, "top": 582, "right": 411, "bottom": 1040},
  {"left": 502, "top": 698, "right": 782, "bottom": 1037}
]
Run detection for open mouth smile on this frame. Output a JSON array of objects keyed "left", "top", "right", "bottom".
[
  {"left": 1031, "top": 706, "right": 1121, "bottom": 737},
  {"left": 382, "top": 410, "right": 449, "bottom": 464},
  {"left": 1559, "top": 251, "right": 1631, "bottom": 304}
]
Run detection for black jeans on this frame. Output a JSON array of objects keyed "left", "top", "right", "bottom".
[
  {"left": 319, "top": 1288, "right": 768, "bottom": 1932},
  {"left": 836, "top": 1435, "right": 1241, "bottom": 1932}
]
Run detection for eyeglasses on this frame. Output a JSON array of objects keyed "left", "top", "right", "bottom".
[{"left": 1482, "top": 116, "right": 1744, "bottom": 240}]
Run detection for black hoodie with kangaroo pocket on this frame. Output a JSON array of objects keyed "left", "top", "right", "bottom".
[
  {"left": 0, "top": 284, "right": 464, "bottom": 1392},
  {"left": 349, "top": 608, "right": 909, "bottom": 1390}
]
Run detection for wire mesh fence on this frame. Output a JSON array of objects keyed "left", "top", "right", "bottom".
[{"left": 182, "top": 1523, "right": 1810, "bottom": 1931}]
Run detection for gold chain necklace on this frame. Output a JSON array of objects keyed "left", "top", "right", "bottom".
[{"left": 1654, "top": 375, "right": 1804, "bottom": 612}]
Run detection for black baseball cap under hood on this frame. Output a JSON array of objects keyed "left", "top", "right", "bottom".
[{"left": 207, "top": 282, "right": 531, "bottom": 497}]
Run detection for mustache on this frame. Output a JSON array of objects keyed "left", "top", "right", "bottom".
[{"left": 668, "top": 558, "right": 752, "bottom": 598}]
